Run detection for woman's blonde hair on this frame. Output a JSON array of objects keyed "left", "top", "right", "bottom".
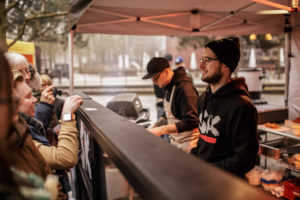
[
  {"left": 11, "top": 70, "right": 24, "bottom": 88},
  {"left": 40, "top": 74, "right": 52, "bottom": 85}
]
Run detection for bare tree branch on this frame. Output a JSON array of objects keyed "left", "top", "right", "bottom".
[
  {"left": 27, "top": 11, "right": 67, "bottom": 21},
  {"left": 7, "top": 11, "right": 67, "bottom": 48},
  {"left": 5, "top": 0, "right": 21, "bottom": 13}
]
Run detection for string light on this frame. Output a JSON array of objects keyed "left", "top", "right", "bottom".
[
  {"left": 249, "top": 34, "right": 257, "bottom": 40},
  {"left": 265, "top": 33, "right": 272, "bottom": 40}
]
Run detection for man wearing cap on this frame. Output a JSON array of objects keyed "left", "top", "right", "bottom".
[
  {"left": 153, "top": 54, "right": 172, "bottom": 121},
  {"left": 175, "top": 56, "right": 185, "bottom": 68},
  {"left": 191, "top": 37, "right": 259, "bottom": 177},
  {"left": 143, "top": 57, "right": 200, "bottom": 153},
  {"left": 152, "top": 54, "right": 172, "bottom": 142}
]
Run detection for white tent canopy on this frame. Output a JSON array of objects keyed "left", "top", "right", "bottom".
[
  {"left": 69, "top": 0, "right": 300, "bottom": 119},
  {"left": 69, "top": 0, "right": 289, "bottom": 35}
]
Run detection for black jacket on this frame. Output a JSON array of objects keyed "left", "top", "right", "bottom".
[
  {"left": 164, "top": 67, "right": 199, "bottom": 133},
  {"left": 191, "top": 77, "right": 259, "bottom": 177}
]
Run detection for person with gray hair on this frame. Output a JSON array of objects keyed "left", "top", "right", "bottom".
[
  {"left": 191, "top": 37, "right": 259, "bottom": 177},
  {"left": 5, "top": 52, "right": 31, "bottom": 84}
]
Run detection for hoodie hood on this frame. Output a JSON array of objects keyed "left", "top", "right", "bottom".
[
  {"left": 166, "top": 67, "right": 192, "bottom": 90},
  {"left": 210, "top": 77, "right": 249, "bottom": 98}
]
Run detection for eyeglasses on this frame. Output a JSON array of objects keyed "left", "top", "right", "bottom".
[
  {"left": 152, "top": 72, "right": 162, "bottom": 82},
  {"left": 18, "top": 68, "right": 30, "bottom": 77},
  {"left": 200, "top": 57, "right": 218, "bottom": 65}
]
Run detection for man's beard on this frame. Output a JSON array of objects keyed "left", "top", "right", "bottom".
[{"left": 202, "top": 64, "right": 222, "bottom": 84}]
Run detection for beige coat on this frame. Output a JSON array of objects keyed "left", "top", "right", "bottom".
[{"left": 34, "top": 120, "right": 78, "bottom": 170}]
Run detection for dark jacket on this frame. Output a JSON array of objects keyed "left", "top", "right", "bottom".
[
  {"left": 53, "top": 97, "right": 64, "bottom": 120},
  {"left": 35, "top": 102, "right": 54, "bottom": 130},
  {"left": 191, "top": 77, "right": 259, "bottom": 177},
  {"left": 19, "top": 112, "right": 50, "bottom": 146},
  {"left": 164, "top": 67, "right": 199, "bottom": 133},
  {"left": 20, "top": 102, "right": 55, "bottom": 146},
  {"left": 48, "top": 97, "right": 65, "bottom": 129}
]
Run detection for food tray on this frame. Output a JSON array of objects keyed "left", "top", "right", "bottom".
[{"left": 260, "top": 138, "right": 299, "bottom": 159}]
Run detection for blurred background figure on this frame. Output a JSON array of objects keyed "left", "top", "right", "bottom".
[
  {"left": 164, "top": 53, "right": 173, "bottom": 68},
  {"left": 28, "top": 63, "right": 42, "bottom": 92},
  {"left": 175, "top": 56, "right": 185, "bottom": 68},
  {"left": 175, "top": 56, "right": 192, "bottom": 81},
  {"left": 40, "top": 74, "right": 64, "bottom": 129}
]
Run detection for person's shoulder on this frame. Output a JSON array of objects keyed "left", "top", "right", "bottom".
[
  {"left": 176, "top": 80, "right": 197, "bottom": 93},
  {"left": 234, "top": 95, "right": 257, "bottom": 112}
]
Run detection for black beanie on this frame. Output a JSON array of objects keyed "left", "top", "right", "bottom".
[{"left": 205, "top": 37, "right": 240, "bottom": 72}]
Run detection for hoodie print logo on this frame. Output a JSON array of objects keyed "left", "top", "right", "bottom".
[{"left": 199, "top": 111, "right": 220, "bottom": 143}]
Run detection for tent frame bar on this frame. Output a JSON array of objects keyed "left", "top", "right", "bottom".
[{"left": 77, "top": 2, "right": 257, "bottom": 33}]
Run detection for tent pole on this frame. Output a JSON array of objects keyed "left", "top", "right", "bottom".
[
  {"left": 68, "top": 30, "right": 74, "bottom": 91},
  {"left": 284, "top": 31, "right": 291, "bottom": 107}
]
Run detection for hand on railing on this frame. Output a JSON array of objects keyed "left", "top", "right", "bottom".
[{"left": 62, "top": 95, "right": 83, "bottom": 115}]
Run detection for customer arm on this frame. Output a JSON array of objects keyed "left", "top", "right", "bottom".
[
  {"left": 147, "top": 124, "right": 177, "bottom": 136},
  {"left": 173, "top": 85, "right": 199, "bottom": 133},
  {"left": 33, "top": 95, "right": 83, "bottom": 170},
  {"left": 33, "top": 120, "right": 78, "bottom": 170}
]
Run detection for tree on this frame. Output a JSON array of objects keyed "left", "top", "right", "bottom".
[
  {"left": 1, "top": 0, "right": 69, "bottom": 48},
  {"left": 242, "top": 34, "right": 284, "bottom": 54},
  {"left": 176, "top": 36, "right": 214, "bottom": 50}
]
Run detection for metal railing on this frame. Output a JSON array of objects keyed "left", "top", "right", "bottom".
[
  {"left": 70, "top": 91, "right": 270, "bottom": 200},
  {"left": 60, "top": 82, "right": 285, "bottom": 95}
]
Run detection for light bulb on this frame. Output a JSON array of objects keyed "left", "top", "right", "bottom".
[
  {"left": 265, "top": 33, "right": 272, "bottom": 40},
  {"left": 249, "top": 34, "right": 257, "bottom": 41}
]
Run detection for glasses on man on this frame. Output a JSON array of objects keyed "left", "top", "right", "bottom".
[
  {"left": 200, "top": 57, "right": 218, "bottom": 65},
  {"left": 152, "top": 72, "right": 162, "bottom": 82}
]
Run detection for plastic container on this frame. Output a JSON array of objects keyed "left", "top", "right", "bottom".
[
  {"left": 245, "top": 166, "right": 263, "bottom": 185},
  {"left": 284, "top": 178, "right": 300, "bottom": 200},
  {"left": 261, "top": 169, "right": 284, "bottom": 192}
]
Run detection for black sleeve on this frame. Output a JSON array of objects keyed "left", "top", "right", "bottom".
[
  {"left": 173, "top": 83, "right": 199, "bottom": 133},
  {"left": 35, "top": 102, "right": 54, "bottom": 130},
  {"left": 212, "top": 103, "right": 259, "bottom": 176},
  {"left": 53, "top": 97, "right": 65, "bottom": 119}
]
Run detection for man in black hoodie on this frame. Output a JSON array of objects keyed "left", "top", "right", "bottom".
[
  {"left": 191, "top": 37, "right": 259, "bottom": 177},
  {"left": 142, "top": 57, "right": 199, "bottom": 153}
]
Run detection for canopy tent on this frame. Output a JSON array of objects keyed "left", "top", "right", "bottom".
[
  {"left": 69, "top": 0, "right": 289, "bottom": 35},
  {"left": 69, "top": 0, "right": 300, "bottom": 119}
]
